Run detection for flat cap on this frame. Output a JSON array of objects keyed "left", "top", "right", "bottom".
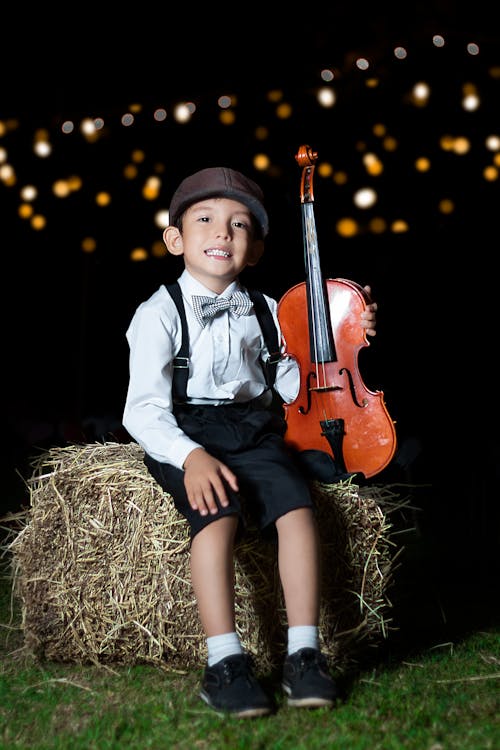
[{"left": 169, "top": 166, "right": 269, "bottom": 237}]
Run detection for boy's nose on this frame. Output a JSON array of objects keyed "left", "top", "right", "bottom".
[{"left": 215, "top": 223, "right": 231, "bottom": 237}]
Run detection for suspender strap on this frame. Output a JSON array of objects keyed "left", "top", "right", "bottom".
[
  {"left": 247, "top": 289, "right": 281, "bottom": 388},
  {"left": 165, "top": 282, "right": 281, "bottom": 402},
  {"left": 165, "top": 282, "right": 190, "bottom": 402}
]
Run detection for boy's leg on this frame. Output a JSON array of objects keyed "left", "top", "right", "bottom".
[
  {"left": 191, "top": 516, "right": 273, "bottom": 718},
  {"left": 190, "top": 515, "right": 238, "bottom": 636},
  {"left": 276, "top": 507, "right": 338, "bottom": 708},
  {"left": 275, "top": 507, "right": 321, "bottom": 627}
]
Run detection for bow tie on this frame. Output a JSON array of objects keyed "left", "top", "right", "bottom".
[{"left": 192, "top": 292, "right": 253, "bottom": 327}]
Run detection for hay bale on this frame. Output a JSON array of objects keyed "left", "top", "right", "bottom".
[{"left": 4, "top": 442, "right": 406, "bottom": 674}]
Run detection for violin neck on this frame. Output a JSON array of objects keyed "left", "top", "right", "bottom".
[{"left": 302, "top": 203, "right": 336, "bottom": 363}]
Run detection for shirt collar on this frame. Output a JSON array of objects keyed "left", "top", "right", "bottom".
[{"left": 177, "top": 268, "right": 242, "bottom": 299}]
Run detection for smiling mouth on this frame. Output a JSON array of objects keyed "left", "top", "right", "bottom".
[{"left": 205, "top": 248, "right": 231, "bottom": 258}]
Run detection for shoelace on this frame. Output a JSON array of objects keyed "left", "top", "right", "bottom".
[
  {"left": 296, "top": 649, "right": 328, "bottom": 676},
  {"left": 221, "top": 655, "right": 254, "bottom": 685}
]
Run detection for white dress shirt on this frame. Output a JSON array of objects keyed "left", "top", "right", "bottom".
[{"left": 123, "top": 269, "right": 300, "bottom": 469}]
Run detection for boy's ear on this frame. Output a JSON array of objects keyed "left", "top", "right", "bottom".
[
  {"left": 163, "top": 226, "right": 184, "bottom": 256},
  {"left": 246, "top": 239, "right": 264, "bottom": 267}
]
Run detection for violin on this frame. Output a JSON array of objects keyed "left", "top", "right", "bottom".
[{"left": 278, "top": 145, "right": 397, "bottom": 478}]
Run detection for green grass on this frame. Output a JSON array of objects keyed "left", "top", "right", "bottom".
[{"left": 1, "top": 569, "right": 499, "bottom": 750}]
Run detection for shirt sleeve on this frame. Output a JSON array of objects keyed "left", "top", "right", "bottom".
[{"left": 122, "top": 293, "right": 203, "bottom": 470}]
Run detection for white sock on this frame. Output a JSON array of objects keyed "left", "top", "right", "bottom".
[
  {"left": 287, "top": 625, "right": 320, "bottom": 656},
  {"left": 207, "top": 632, "right": 243, "bottom": 666}
]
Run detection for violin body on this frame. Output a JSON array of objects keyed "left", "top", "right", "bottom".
[{"left": 278, "top": 277, "right": 397, "bottom": 478}]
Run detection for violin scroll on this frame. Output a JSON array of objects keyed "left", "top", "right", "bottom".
[
  {"left": 295, "top": 145, "right": 318, "bottom": 168},
  {"left": 296, "top": 145, "right": 319, "bottom": 205}
]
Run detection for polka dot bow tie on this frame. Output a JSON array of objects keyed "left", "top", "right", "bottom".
[{"left": 192, "top": 292, "right": 254, "bottom": 327}]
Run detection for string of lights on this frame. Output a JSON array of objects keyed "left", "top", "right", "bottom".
[{"left": 2, "top": 31, "right": 499, "bottom": 267}]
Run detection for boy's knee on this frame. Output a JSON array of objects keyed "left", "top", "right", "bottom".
[
  {"left": 276, "top": 505, "right": 313, "bottom": 525},
  {"left": 191, "top": 511, "right": 240, "bottom": 542}
]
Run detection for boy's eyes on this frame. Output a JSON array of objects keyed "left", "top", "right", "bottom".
[{"left": 197, "top": 216, "right": 249, "bottom": 230}]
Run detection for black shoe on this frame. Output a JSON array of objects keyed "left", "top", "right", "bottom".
[
  {"left": 200, "top": 653, "right": 273, "bottom": 718},
  {"left": 282, "top": 648, "right": 338, "bottom": 708}
]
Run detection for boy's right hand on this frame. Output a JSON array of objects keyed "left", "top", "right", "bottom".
[{"left": 183, "top": 447, "right": 239, "bottom": 517}]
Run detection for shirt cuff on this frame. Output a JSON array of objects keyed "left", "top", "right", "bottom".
[{"left": 167, "top": 435, "right": 204, "bottom": 470}]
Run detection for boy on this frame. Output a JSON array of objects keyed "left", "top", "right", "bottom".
[{"left": 123, "top": 166, "right": 377, "bottom": 718}]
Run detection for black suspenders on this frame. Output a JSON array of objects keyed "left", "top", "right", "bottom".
[
  {"left": 165, "top": 282, "right": 191, "bottom": 403},
  {"left": 165, "top": 282, "right": 281, "bottom": 403}
]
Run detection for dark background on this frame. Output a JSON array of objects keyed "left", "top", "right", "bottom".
[{"left": 2, "top": 3, "right": 498, "bottom": 659}]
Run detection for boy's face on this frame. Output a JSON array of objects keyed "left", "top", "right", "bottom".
[{"left": 163, "top": 197, "right": 264, "bottom": 294}]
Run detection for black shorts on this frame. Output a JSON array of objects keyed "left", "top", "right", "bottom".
[{"left": 143, "top": 400, "right": 314, "bottom": 540}]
